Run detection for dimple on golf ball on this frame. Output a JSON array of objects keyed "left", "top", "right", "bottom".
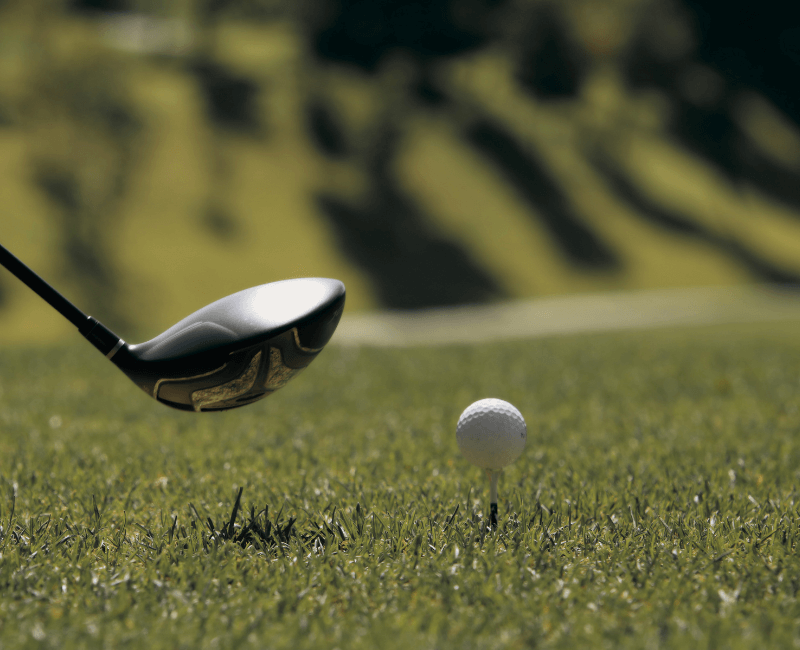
[{"left": 456, "top": 398, "right": 526, "bottom": 471}]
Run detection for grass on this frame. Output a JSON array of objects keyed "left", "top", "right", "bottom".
[
  {"left": 5, "top": 12, "right": 800, "bottom": 345},
  {"left": 2, "top": 320, "right": 800, "bottom": 648}
]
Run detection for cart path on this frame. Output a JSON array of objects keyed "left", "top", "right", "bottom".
[{"left": 333, "top": 285, "right": 800, "bottom": 347}]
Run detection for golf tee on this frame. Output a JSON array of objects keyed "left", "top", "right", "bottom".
[{"left": 487, "top": 470, "right": 500, "bottom": 528}]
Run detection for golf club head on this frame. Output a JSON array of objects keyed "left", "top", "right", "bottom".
[{"left": 107, "top": 278, "right": 345, "bottom": 412}]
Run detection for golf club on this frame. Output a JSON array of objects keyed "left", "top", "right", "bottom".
[{"left": 0, "top": 243, "right": 345, "bottom": 412}]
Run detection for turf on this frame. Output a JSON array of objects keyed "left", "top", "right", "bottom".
[
  {"left": 5, "top": 15, "right": 800, "bottom": 346},
  {"left": 2, "top": 321, "right": 800, "bottom": 648}
]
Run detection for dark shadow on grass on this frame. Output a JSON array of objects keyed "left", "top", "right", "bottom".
[
  {"left": 310, "top": 0, "right": 500, "bottom": 73},
  {"left": 465, "top": 120, "right": 620, "bottom": 270},
  {"left": 514, "top": 3, "right": 589, "bottom": 101},
  {"left": 306, "top": 99, "right": 350, "bottom": 158},
  {"left": 316, "top": 178, "right": 503, "bottom": 309},
  {"left": 189, "top": 60, "right": 263, "bottom": 137},
  {"left": 622, "top": 0, "right": 800, "bottom": 213},
  {"left": 591, "top": 154, "right": 800, "bottom": 285}
]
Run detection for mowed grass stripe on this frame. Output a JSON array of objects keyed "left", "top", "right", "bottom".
[{"left": 2, "top": 320, "right": 800, "bottom": 648}]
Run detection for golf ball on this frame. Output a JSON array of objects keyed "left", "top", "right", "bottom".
[{"left": 456, "top": 398, "right": 526, "bottom": 471}]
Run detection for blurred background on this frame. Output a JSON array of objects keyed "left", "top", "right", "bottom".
[{"left": 1, "top": 0, "right": 800, "bottom": 343}]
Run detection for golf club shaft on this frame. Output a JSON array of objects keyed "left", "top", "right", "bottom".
[
  {"left": 0, "top": 243, "right": 123, "bottom": 356},
  {"left": 0, "top": 243, "right": 89, "bottom": 328}
]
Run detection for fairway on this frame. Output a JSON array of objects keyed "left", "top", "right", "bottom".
[{"left": 2, "top": 320, "right": 800, "bottom": 648}]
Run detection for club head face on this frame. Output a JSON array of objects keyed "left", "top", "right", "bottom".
[{"left": 111, "top": 278, "right": 345, "bottom": 411}]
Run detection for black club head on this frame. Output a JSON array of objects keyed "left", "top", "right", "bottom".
[{"left": 108, "top": 278, "right": 345, "bottom": 411}]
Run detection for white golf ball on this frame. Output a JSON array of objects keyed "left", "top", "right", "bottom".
[{"left": 456, "top": 398, "right": 526, "bottom": 471}]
